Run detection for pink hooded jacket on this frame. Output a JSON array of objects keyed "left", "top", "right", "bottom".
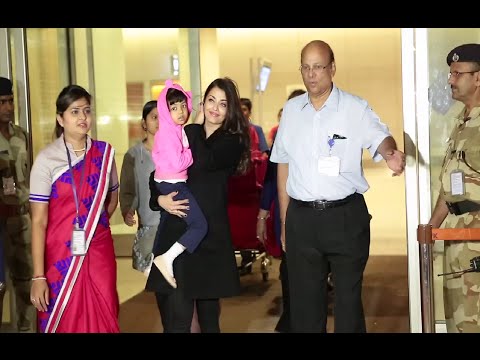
[{"left": 152, "top": 79, "right": 193, "bottom": 181}]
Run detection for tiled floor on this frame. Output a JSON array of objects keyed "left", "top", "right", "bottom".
[{"left": 116, "top": 258, "right": 148, "bottom": 304}]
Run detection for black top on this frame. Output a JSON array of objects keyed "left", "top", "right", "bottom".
[{"left": 145, "top": 124, "right": 245, "bottom": 299}]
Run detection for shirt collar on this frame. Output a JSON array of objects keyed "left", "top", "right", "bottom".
[
  {"left": 455, "top": 106, "right": 480, "bottom": 126},
  {"left": 301, "top": 83, "right": 339, "bottom": 112}
]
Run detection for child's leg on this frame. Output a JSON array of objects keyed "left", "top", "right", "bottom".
[
  {"left": 151, "top": 182, "right": 207, "bottom": 288},
  {"left": 174, "top": 184, "right": 207, "bottom": 253}
]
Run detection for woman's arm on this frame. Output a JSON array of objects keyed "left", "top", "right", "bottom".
[
  {"left": 30, "top": 202, "right": 49, "bottom": 312},
  {"left": 105, "top": 189, "right": 119, "bottom": 218},
  {"left": 105, "top": 159, "right": 119, "bottom": 218},
  {"left": 259, "top": 160, "right": 277, "bottom": 211},
  {"left": 257, "top": 160, "right": 277, "bottom": 244}
]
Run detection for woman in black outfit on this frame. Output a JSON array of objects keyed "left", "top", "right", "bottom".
[{"left": 145, "top": 77, "right": 251, "bottom": 332}]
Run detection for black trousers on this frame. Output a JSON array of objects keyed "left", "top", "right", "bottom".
[
  {"left": 155, "top": 289, "right": 220, "bottom": 333},
  {"left": 286, "top": 193, "right": 370, "bottom": 333},
  {"left": 275, "top": 250, "right": 290, "bottom": 332}
]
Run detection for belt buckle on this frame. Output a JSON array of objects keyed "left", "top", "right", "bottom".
[{"left": 313, "top": 200, "right": 328, "bottom": 210}]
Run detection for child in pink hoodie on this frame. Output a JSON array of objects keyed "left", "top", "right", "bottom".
[{"left": 149, "top": 80, "right": 207, "bottom": 288}]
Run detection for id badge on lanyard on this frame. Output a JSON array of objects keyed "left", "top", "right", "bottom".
[
  {"left": 318, "top": 135, "right": 340, "bottom": 177},
  {"left": 65, "top": 137, "right": 87, "bottom": 256},
  {"left": 71, "top": 222, "right": 86, "bottom": 256}
]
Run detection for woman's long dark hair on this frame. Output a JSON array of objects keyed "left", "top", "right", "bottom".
[
  {"left": 54, "top": 85, "right": 92, "bottom": 138},
  {"left": 202, "top": 77, "right": 251, "bottom": 175}
]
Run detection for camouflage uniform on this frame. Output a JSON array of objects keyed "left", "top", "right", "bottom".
[
  {"left": 440, "top": 107, "right": 480, "bottom": 333},
  {"left": 0, "top": 122, "right": 34, "bottom": 332}
]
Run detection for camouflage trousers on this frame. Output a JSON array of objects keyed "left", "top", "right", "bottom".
[
  {"left": 443, "top": 213, "right": 480, "bottom": 333},
  {"left": 0, "top": 214, "right": 34, "bottom": 332}
]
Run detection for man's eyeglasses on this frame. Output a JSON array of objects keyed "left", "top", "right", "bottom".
[
  {"left": 448, "top": 70, "right": 479, "bottom": 80},
  {"left": 299, "top": 62, "right": 332, "bottom": 74}
]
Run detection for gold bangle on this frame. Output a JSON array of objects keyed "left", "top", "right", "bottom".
[{"left": 257, "top": 215, "right": 269, "bottom": 220}]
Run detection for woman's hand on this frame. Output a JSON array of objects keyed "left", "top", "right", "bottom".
[
  {"left": 193, "top": 102, "right": 204, "bottom": 125},
  {"left": 158, "top": 191, "right": 189, "bottom": 218},
  {"left": 30, "top": 279, "right": 49, "bottom": 312},
  {"left": 256, "top": 211, "right": 269, "bottom": 245},
  {"left": 123, "top": 209, "right": 136, "bottom": 226}
]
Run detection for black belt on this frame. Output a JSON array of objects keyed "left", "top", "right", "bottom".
[
  {"left": 446, "top": 200, "right": 480, "bottom": 215},
  {"left": 292, "top": 193, "right": 356, "bottom": 210},
  {"left": 0, "top": 202, "right": 29, "bottom": 217}
]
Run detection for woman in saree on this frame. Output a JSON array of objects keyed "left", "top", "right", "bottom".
[{"left": 29, "top": 85, "right": 120, "bottom": 333}]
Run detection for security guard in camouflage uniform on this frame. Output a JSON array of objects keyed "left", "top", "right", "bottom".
[
  {"left": 428, "top": 44, "right": 480, "bottom": 333},
  {"left": 0, "top": 77, "right": 34, "bottom": 332}
]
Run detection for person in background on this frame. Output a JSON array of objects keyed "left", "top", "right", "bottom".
[
  {"left": 148, "top": 80, "right": 208, "bottom": 288},
  {"left": 0, "top": 76, "right": 34, "bottom": 332},
  {"left": 29, "top": 84, "right": 120, "bottom": 333},
  {"left": 267, "top": 108, "right": 283, "bottom": 149},
  {"left": 120, "top": 100, "right": 160, "bottom": 274},
  {"left": 239, "top": 97, "right": 269, "bottom": 271},
  {"left": 428, "top": 43, "right": 480, "bottom": 333},
  {"left": 240, "top": 98, "right": 269, "bottom": 155},
  {"left": 271, "top": 40, "right": 405, "bottom": 332},
  {"left": 146, "top": 77, "right": 250, "bottom": 332}
]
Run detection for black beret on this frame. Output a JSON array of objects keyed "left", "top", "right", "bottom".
[
  {"left": 0, "top": 77, "right": 13, "bottom": 96},
  {"left": 446, "top": 43, "right": 480, "bottom": 66}
]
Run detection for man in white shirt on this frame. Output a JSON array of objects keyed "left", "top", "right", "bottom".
[{"left": 270, "top": 40, "right": 405, "bottom": 333}]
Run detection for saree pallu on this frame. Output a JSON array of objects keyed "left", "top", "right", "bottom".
[{"left": 38, "top": 140, "right": 119, "bottom": 333}]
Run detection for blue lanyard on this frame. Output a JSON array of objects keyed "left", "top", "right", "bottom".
[
  {"left": 327, "top": 136, "right": 335, "bottom": 155},
  {"left": 64, "top": 137, "right": 87, "bottom": 228}
]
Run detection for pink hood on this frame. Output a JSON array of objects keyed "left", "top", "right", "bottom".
[{"left": 152, "top": 79, "right": 194, "bottom": 181}]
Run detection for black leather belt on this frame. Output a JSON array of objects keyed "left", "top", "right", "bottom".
[
  {"left": 292, "top": 193, "right": 356, "bottom": 210},
  {"left": 446, "top": 200, "right": 480, "bottom": 215},
  {"left": 0, "top": 202, "right": 29, "bottom": 217}
]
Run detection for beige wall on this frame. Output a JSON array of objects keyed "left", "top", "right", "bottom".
[
  {"left": 217, "top": 28, "right": 404, "bottom": 151},
  {"left": 91, "top": 28, "right": 130, "bottom": 230},
  {"left": 26, "top": 29, "right": 70, "bottom": 159},
  {"left": 123, "top": 28, "right": 179, "bottom": 83},
  {"left": 121, "top": 28, "right": 404, "bottom": 154}
]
